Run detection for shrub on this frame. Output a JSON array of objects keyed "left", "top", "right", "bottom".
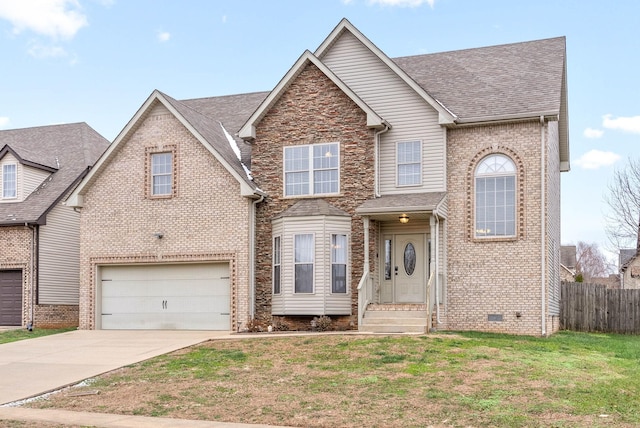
[{"left": 312, "top": 315, "right": 332, "bottom": 332}]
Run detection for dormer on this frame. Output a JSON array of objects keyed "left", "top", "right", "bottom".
[{"left": 0, "top": 146, "right": 56, "bottom": 203}]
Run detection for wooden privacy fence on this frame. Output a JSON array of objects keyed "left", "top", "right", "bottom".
[{"left": 561, "top": 282, "right": 640, "bottom": 334}]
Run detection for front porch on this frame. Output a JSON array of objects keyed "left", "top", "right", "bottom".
[{"left": 355, "top": 192, "right": 447, "bottom": 334}]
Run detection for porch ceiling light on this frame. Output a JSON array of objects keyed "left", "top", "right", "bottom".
[{"left": 399, "top": 213, "right": 409, "bottom": 224}]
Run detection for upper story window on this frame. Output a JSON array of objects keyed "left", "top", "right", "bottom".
[
  {"left": 475, "top": 154, "right": 516, "bottom": 238},
  {"left": 397, "top": 140, "right": 421, "bottom": 186},
  {"left": 284, "top": 143, "right": 339, "bottom": 197},
  {"left": 151, "top": 152, "right": 173, "bottom": 196},
  {"left": 2, "top": 164, "right": 17, "bottom": 199}
]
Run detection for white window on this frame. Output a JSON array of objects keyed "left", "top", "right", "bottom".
[
  {"left": 2, "top": 164, "right": 16, "bottom": 199},
  {"left": 475, "top": 154, "right": 516, "bottom": 237},
  {"left": 331, "top": 234, "right": 347, "bottom": 294},
  {"left": 397, "top": 141, "right": 421, "bottom": 186},
  {"left": 273, "top": 236, "right": 281, "bottom": 294},
  {"left": 284, "top": 143, "right": 339, "bottom": 196},
  {"left": 294, "top": 234, "right": 314, "bottom": 293},
  {"left": 151, "top": 152, "right": 173, "bottom": 196}
]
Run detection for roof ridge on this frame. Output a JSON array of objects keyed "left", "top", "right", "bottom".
[{"left": 392, "top": 36, "right": 566, "bottom": 61}]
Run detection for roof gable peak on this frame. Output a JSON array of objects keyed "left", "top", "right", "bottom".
[{"left": 239, "top": 50, "right": 387, "bottom": 141}]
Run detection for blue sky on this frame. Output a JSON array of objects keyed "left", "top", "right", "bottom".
[{"left": 0, "top": 0, "right": 638, "bottom": 262}]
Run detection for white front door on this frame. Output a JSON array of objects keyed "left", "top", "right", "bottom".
[{"left": 381, "top": 234, "right": 426, "bottom": 304}]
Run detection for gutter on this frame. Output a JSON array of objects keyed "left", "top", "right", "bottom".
[{"left": 540, "top": 115, "right": 547, "bottom": 337}]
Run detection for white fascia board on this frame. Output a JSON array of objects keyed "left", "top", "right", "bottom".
[
  {"left": 239, "top": 50, "right": 386, "bottom": 141},
  {"left": 315, "top": 19, "right": 457, "bottom": 124}
]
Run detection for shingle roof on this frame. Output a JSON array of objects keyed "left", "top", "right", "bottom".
[
  {"left": 160, "top": 91, "right": 261, "bottom": 191},
  {"left": 392, "top": 37, "right": 566, "bottom": 122},
  {"left": 182, "top": 92, "right": 269, "bottom": 167},
  {"left": 0, "top": 123, "right": 109, "bottom": 225},
  {"left": 356, "top": 192, "right": 447, "bottom": 215},
  {"left": 274, "top": 199, "right": 351, "bottom": 219}
]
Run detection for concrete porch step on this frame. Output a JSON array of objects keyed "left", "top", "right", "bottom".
[{"left": 360, "top": 307, "right": 428, "bottom": 333}]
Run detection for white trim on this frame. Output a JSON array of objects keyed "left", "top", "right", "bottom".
[
  {"left": 273, "top": 235, "right": 281, "bottom": 295},
  {"left": 473, "top": 154, "right": 517, "bottom": 239}
]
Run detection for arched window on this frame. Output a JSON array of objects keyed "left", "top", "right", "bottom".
[{"left": 475, "top": 154, "right": 516, "bottom": 238}]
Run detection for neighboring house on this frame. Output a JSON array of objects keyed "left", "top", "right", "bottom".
[
  {"left": 67, "top": 91, "right": 267, "bottom": 330},
  {"left": 560, "top": 245, "right": 576, "bottom": 282},
  {"left": 620, "top": 248, "right": 640, "bottom": 289},
  {"left": 68, "top": 19, "right": 569, "bottom": 336},
  {"left": 0, "top": 123, "right": 109, "bottom": 328}
]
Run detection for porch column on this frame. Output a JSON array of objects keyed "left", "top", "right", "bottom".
[{"left": 363, "top": 216, "right": 370, "bottom": 272}]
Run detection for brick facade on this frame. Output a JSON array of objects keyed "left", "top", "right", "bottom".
[
  {"left": 445, "top": 121, "right": 556, "bottom": 335},
  {"left": 77, "top": 104, "right": 252, "bottom": 330},
  {"left": 251, "top": 63, "right": 376, "bottom": 327}
]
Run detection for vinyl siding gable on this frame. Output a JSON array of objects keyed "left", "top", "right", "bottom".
[{"left": 320, "top": 31, "right": 446, "bottom": 195}]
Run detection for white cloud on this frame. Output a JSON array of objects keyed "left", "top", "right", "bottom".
[
  {"left": 28, "top": 41, "right": 68, "bottom": 58},
  {"left": 0, "top": 0, "right": 88, "bottom": 40},
  {"left": 157, "top": 31, "right": 170, "bottom": 42},
  {"left": 0, "top": 117, "right": 9, "bottom": 128},
  {"left": 583, "top": 127, "right": 604, "bottom": 139},
  {"left": 368, "top": 0, "right": 435, "bottom": 7},
  {"left": 602, "top": 114, "right": 640, "bottom": 135},
  {"left": 574, "top": 150, "right": 621, "bottom": 170}
]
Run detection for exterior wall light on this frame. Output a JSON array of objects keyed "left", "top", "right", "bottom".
[{"left": 399, "top": 214, "right": 409, "bottom": 224}]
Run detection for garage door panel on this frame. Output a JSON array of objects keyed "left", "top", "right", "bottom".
[{"left": 100, "top": 263, "right": 230, "bottom": 330}]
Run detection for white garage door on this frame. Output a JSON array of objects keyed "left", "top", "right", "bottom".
[{"left": 100, "top": 263, "right": 230, "bottom": 330}]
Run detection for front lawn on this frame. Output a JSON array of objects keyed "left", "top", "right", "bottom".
[
  {"left": 26, "top": 331, "right": 640, "bottom": 427},
  {"left": 0, "top": 328, "right": 75, "bottom": 345}
]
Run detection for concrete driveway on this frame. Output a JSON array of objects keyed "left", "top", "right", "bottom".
[{"left": 0, "top": 329, "right": 226, "bottom": 405}]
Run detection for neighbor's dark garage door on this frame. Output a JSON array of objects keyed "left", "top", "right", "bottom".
[{"left": 0, "top": 270, "right": 22, "bottom": 326}]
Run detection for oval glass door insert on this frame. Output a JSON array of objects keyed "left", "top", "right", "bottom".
[{"left": 404, "top": 242, "right": 416, "bottom": 276}]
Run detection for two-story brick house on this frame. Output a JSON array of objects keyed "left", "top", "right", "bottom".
[
  {"left": 68, "top": 19, "right": 568, "bottom": 335},
  {"left": 0, "top": 123, "right": 109, "bottom": 328}
]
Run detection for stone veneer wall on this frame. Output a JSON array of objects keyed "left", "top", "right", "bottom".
[
  {"left": 251, "top": 63, "right": 376, "bottom": 327},
  {"left": 78, "top": 104, "right": 251, "bottom": 330},
  {"left": 446, "top": 120, "right": 549, "bottom": 335}
]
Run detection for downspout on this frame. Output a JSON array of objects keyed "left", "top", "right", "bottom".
[
  {"left": 434, "top": 212, "right": 441, "bottom": 325},
  {"left": 374, "top": 124, "right": 390, "bottom": 197},
  {"left": 540, "top": 116, "right": 547, "bottom": 337},
  {"left": 249, "top": 194, "right": 265, "bottom": 329},
  {"left": 26, "top": 223, "right": 37, "bottom": 331}
]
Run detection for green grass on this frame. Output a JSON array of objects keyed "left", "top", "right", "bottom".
[
  {"left": 0, "top": 327, "right": 75, "bottom": 344},
  {"left": 27, "top": 331, "right": 640, "bottom": 427}
]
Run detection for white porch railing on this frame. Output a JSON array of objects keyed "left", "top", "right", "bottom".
[
  {"left": 357, "top": 270, "right": 373, "bottom": 328},
  {"left": 426, "top": 270, "right": 434, "bottom": 331}
]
